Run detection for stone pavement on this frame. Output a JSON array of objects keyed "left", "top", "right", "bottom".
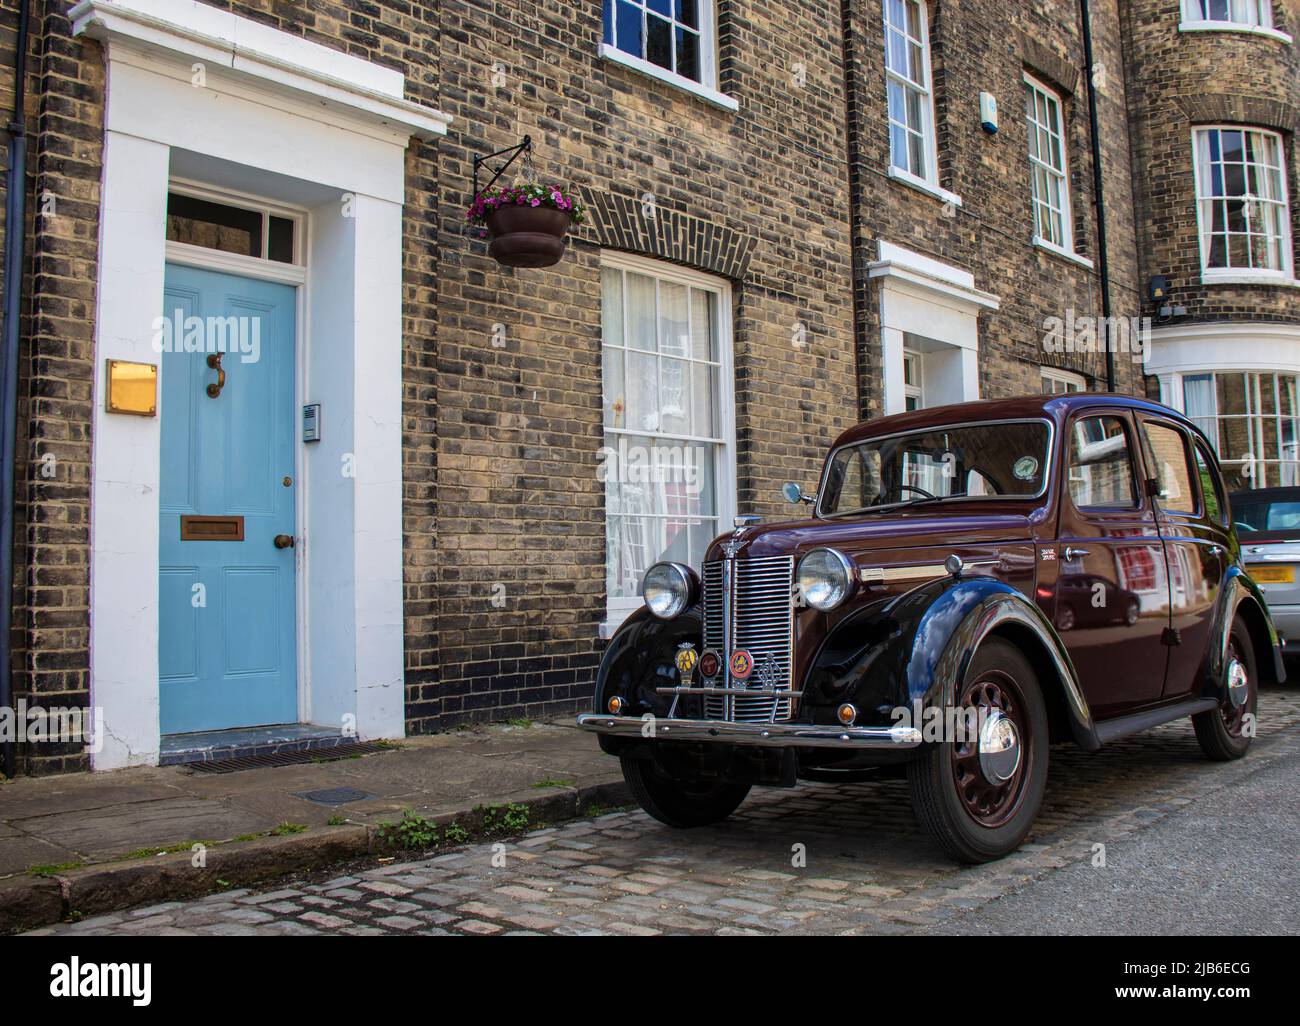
[
  {"left": 0, "top": 721, "right": 627, "bottom": 930},
  {"left": 27, "top": 687, "right": 1300, "bottom": 936}
]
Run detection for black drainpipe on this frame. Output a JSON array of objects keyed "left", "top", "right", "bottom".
[
  {"left": 1, "top": 0, "right": 33, "bottom": 779},
  {"left": 1079, "top": 0, "right": 1116, "bottom": 392}
]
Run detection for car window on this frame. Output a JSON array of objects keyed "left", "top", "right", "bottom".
[
  {"left": 1193, "top": 442, "right": 1227, "bottom": 526},
  {"left": 1068, "top": 416, "right": 1137, "bottom": 509},
  {"left": 1233, "top": 495, "right": 1300, "bottom": 532},
  {"left": 1142, "top": 421, "right": 1197, "bottom": 515},
  {"left": 820, "top": 420, "right": 1049, "bottom": 515}
]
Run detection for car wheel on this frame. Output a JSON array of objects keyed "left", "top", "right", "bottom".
[
  {"left": 1124, "top": 599, "right": 1139, "bottom": 626},
  {"left": 907, "top": 638, "right": 1049, "bottom": 863},
  {"left": 1055, "top": 604, "right": 1075, "bottom": 631},
  {"left": 1193, "top": 619, "right": 1257, "bottom": 762},
  {"left": 620, "top": 757, "right": 751, "bottom": 828}
]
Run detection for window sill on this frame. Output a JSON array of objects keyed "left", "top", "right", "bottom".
[
  {"left": 1034, "top": 237, "right": 1095, "bottom": 270},
  {"left": 887, "top": 166, "right": 963, "bottom": 208},
  {"left": 1178, "top": 21, "right": 1293, "bottom": 44},
  {"left": 1200, "top": 269, "right": 1300, "bottom": 288},
  {"left": 598, "top": 44, "right": 739, "bottom": 113}
]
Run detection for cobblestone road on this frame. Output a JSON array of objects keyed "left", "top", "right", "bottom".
[{"left": 30, "top": 689, "right": 1300, "bottom": 936}]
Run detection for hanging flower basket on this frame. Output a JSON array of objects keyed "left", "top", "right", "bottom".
[{"left": 467, "top": 183, "right": 585, "bottom": 269}]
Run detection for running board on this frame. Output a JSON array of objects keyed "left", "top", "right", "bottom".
[{"left": 1094, "top": 696, "right": 1219, "bottom": 745}]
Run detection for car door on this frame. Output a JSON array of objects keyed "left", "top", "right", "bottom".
[
  {"left": 1054, "top": 411, "right": 1169, "bottom": 718},
  {"left": 1136, "top": 418, "right": 1229, "bottom": 700}
]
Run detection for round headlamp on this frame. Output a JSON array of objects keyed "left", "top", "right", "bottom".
[
  {"left": 642, "top": 562, "right": 696, "bottom": 620},
  {"left": 797, "top": 548, "right": 855, "bottom": 612}
]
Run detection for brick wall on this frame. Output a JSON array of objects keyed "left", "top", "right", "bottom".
[
  {"left": 844, "top": 0, "right": 1146, "bottom": 412},
  {"left": 1122, "top": 0, "right": 1300, "bottom": 323},
  {"left": 426, "top": 0, "right": 859, "bottom": 730},
  {"left": 0, "top": 0, "right": 1201, "bottom": 774}
]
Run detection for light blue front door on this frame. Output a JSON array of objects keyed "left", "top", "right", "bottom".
[{"left": 159, "top": 264, "right": 298, "bottom": 734}]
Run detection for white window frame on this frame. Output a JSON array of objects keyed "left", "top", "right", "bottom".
[
  {"left": 1180, "top": 369, "right": 1300, "bottom": 487},
  {"left": 599, "top": 0, "right": 737, "bottom": 112},
  {"left": 1041, "top": 367, "right": 1087, "bottom": 394},
  {"left": 1180, "top": 0, "right": 1292, "bottom": 43},
  {"left": 599, "top": 251, "right": 737, "bottom": 637},
  {"left": 1192, "top": 125, "right": 1295, "bottom": 284},
  {"left": 882, "top": 0, "right": 961, "bottom": 207},
  {"left": 1024, "top": 73, "right": 1092, "bottom": 269},
  {"left": 902, "top": 348, "right": 924, "bottom": 409}
]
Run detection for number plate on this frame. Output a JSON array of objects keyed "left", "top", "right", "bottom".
[{"left": 1251, "top": 564, "right": 1295, "bottom": 584}]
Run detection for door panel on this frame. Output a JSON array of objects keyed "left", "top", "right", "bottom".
[
  {"left": 1139, "top": 419, "right": 1228, "bottom": 699},
  {"left": 159, "top": 264, "right": 298, "bottom": 734},
  {"left": 1054, "top": 412, "right": 1169, "bottom": 718}
]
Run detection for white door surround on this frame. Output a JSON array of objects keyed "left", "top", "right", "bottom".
[
  {"left": 73, "top": 0, "right": 451, "bottom": 769},
  {"left": 868, "top": 241, "right": 1000, "bottom": 413}
]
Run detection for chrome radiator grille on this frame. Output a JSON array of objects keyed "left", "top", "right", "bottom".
[{"left": 701, "top": 555, "right": 796, "bottom": 722}]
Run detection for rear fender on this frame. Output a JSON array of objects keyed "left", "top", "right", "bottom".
[{"left": 1209, "top": 568, "right": 1287, "bottom": 696}]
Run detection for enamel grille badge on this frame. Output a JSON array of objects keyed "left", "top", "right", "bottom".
[{"left": 730, "top": 650, "right": 754, "bottom": 681}]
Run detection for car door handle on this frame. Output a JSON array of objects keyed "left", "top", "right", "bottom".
[
  {"left": 1063, "top": 546, "right": 1091, "bottom": 561},
  {"left": 273, "top": 534, "right": 295, "bottom": 549}
]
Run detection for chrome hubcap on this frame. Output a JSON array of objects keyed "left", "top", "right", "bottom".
[
  {"left": 977, "top": 710, "right": 1021, "bottom": 784},
  {"left": 1226, "top": 658, "right": 1249, "bottom": 710}
]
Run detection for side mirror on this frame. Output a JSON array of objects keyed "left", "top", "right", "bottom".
[{"left": 782, "top": 482, "right": 813, "bottom": 505}]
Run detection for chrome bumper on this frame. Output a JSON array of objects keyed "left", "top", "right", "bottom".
[{"left": 575, "top": 713, "right": 923, "bottom": 750}]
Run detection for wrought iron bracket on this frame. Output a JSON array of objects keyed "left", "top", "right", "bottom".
[{"left": 472, "top": 135, "right": 532, "bottom": 199}]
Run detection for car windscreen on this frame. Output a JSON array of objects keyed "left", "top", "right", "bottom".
[
  {"left": 1232, "top": 493, "right": 1300, "bottom": 540},
  {"left": 820, "top": 420, "right": 1050, "bottom": 516}
]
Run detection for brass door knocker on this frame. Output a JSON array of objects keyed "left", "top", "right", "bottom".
[{"left": 206, "top": 353, "right": 226, "bottom": 398}]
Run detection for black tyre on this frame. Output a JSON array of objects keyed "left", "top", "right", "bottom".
[
  {"left": 1193, "top": 619, "right": 1256, "bottom": 762},
  {"left": 907, "top": 638, "right": 1049, "bottom": 863},
  {"left": 620, "top": 756, "right": 750, "bottom": 828}
]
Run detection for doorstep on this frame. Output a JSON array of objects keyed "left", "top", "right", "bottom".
[
  {"left": 0, "top": 720, "right": 627, "bottom": 933},
  {"left": 160, "top": 724, "right": 347, "bottom": 766}
]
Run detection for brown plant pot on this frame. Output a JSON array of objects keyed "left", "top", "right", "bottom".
[{"left": 484, "top": 205, "right": 572, "bottom": 268}]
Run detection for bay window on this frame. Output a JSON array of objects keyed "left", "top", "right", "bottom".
[
  {"left": 1183, "top": 371, "right": 1299, "bottom": 488},
  {"left": 1182, "top": 0, "right": 1276, "bottom": 30}
]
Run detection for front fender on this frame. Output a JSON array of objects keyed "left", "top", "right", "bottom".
[
  {"left": 806, "top": 576, "right": 1099, "bottom": 750},
  {"left": 593, "top": 604, "right": 702, "bottom": 717}
]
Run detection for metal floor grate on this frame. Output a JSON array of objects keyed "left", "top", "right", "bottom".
[{"left": 186, "top": 740, "right": 389, "bottom": 774}]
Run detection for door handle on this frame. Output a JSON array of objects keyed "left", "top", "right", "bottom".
[
  {"left": 206, "top": 353, "right": 226, "bottom": 398},
  {"left": 273, "top": 534, "right": 295, "bottom": 549},
  {"left": 1063, "top": 546, "right": 1091, "bottom": 561}
]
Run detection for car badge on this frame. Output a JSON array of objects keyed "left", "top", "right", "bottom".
[
  {"left": 730, "top": 649, "right": 754, "bottom": 681},
  {"left": 674, "top": 644, "right": 698, "bottom": 679},
  {"left": 756, "top": 652, "right": 782, "bottom": 690},
  {"left": 698, "top": 649, "right": 720, "bottom": 679},
  {"left": 1041, "top": 547, "right": 1057, "bottom": 561},
  {"left": 722, "top": 536, "right": 744, "bottom": 559}
]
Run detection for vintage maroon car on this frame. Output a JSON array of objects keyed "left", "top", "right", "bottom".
[{"left": 578, "top": 394, "right": 1287, "bottom": 862}]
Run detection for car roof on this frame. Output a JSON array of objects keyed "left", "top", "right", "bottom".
[{"left": 830, "top": 392, "right": 1186, "bottom": 450}]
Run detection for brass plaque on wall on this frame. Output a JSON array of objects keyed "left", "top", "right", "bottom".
[
  {"left": 105, "top": 359, "right": 158, "bottom": 416},
  {"left": 180, "top": 515, "right": 245, "bottom": 541}
]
